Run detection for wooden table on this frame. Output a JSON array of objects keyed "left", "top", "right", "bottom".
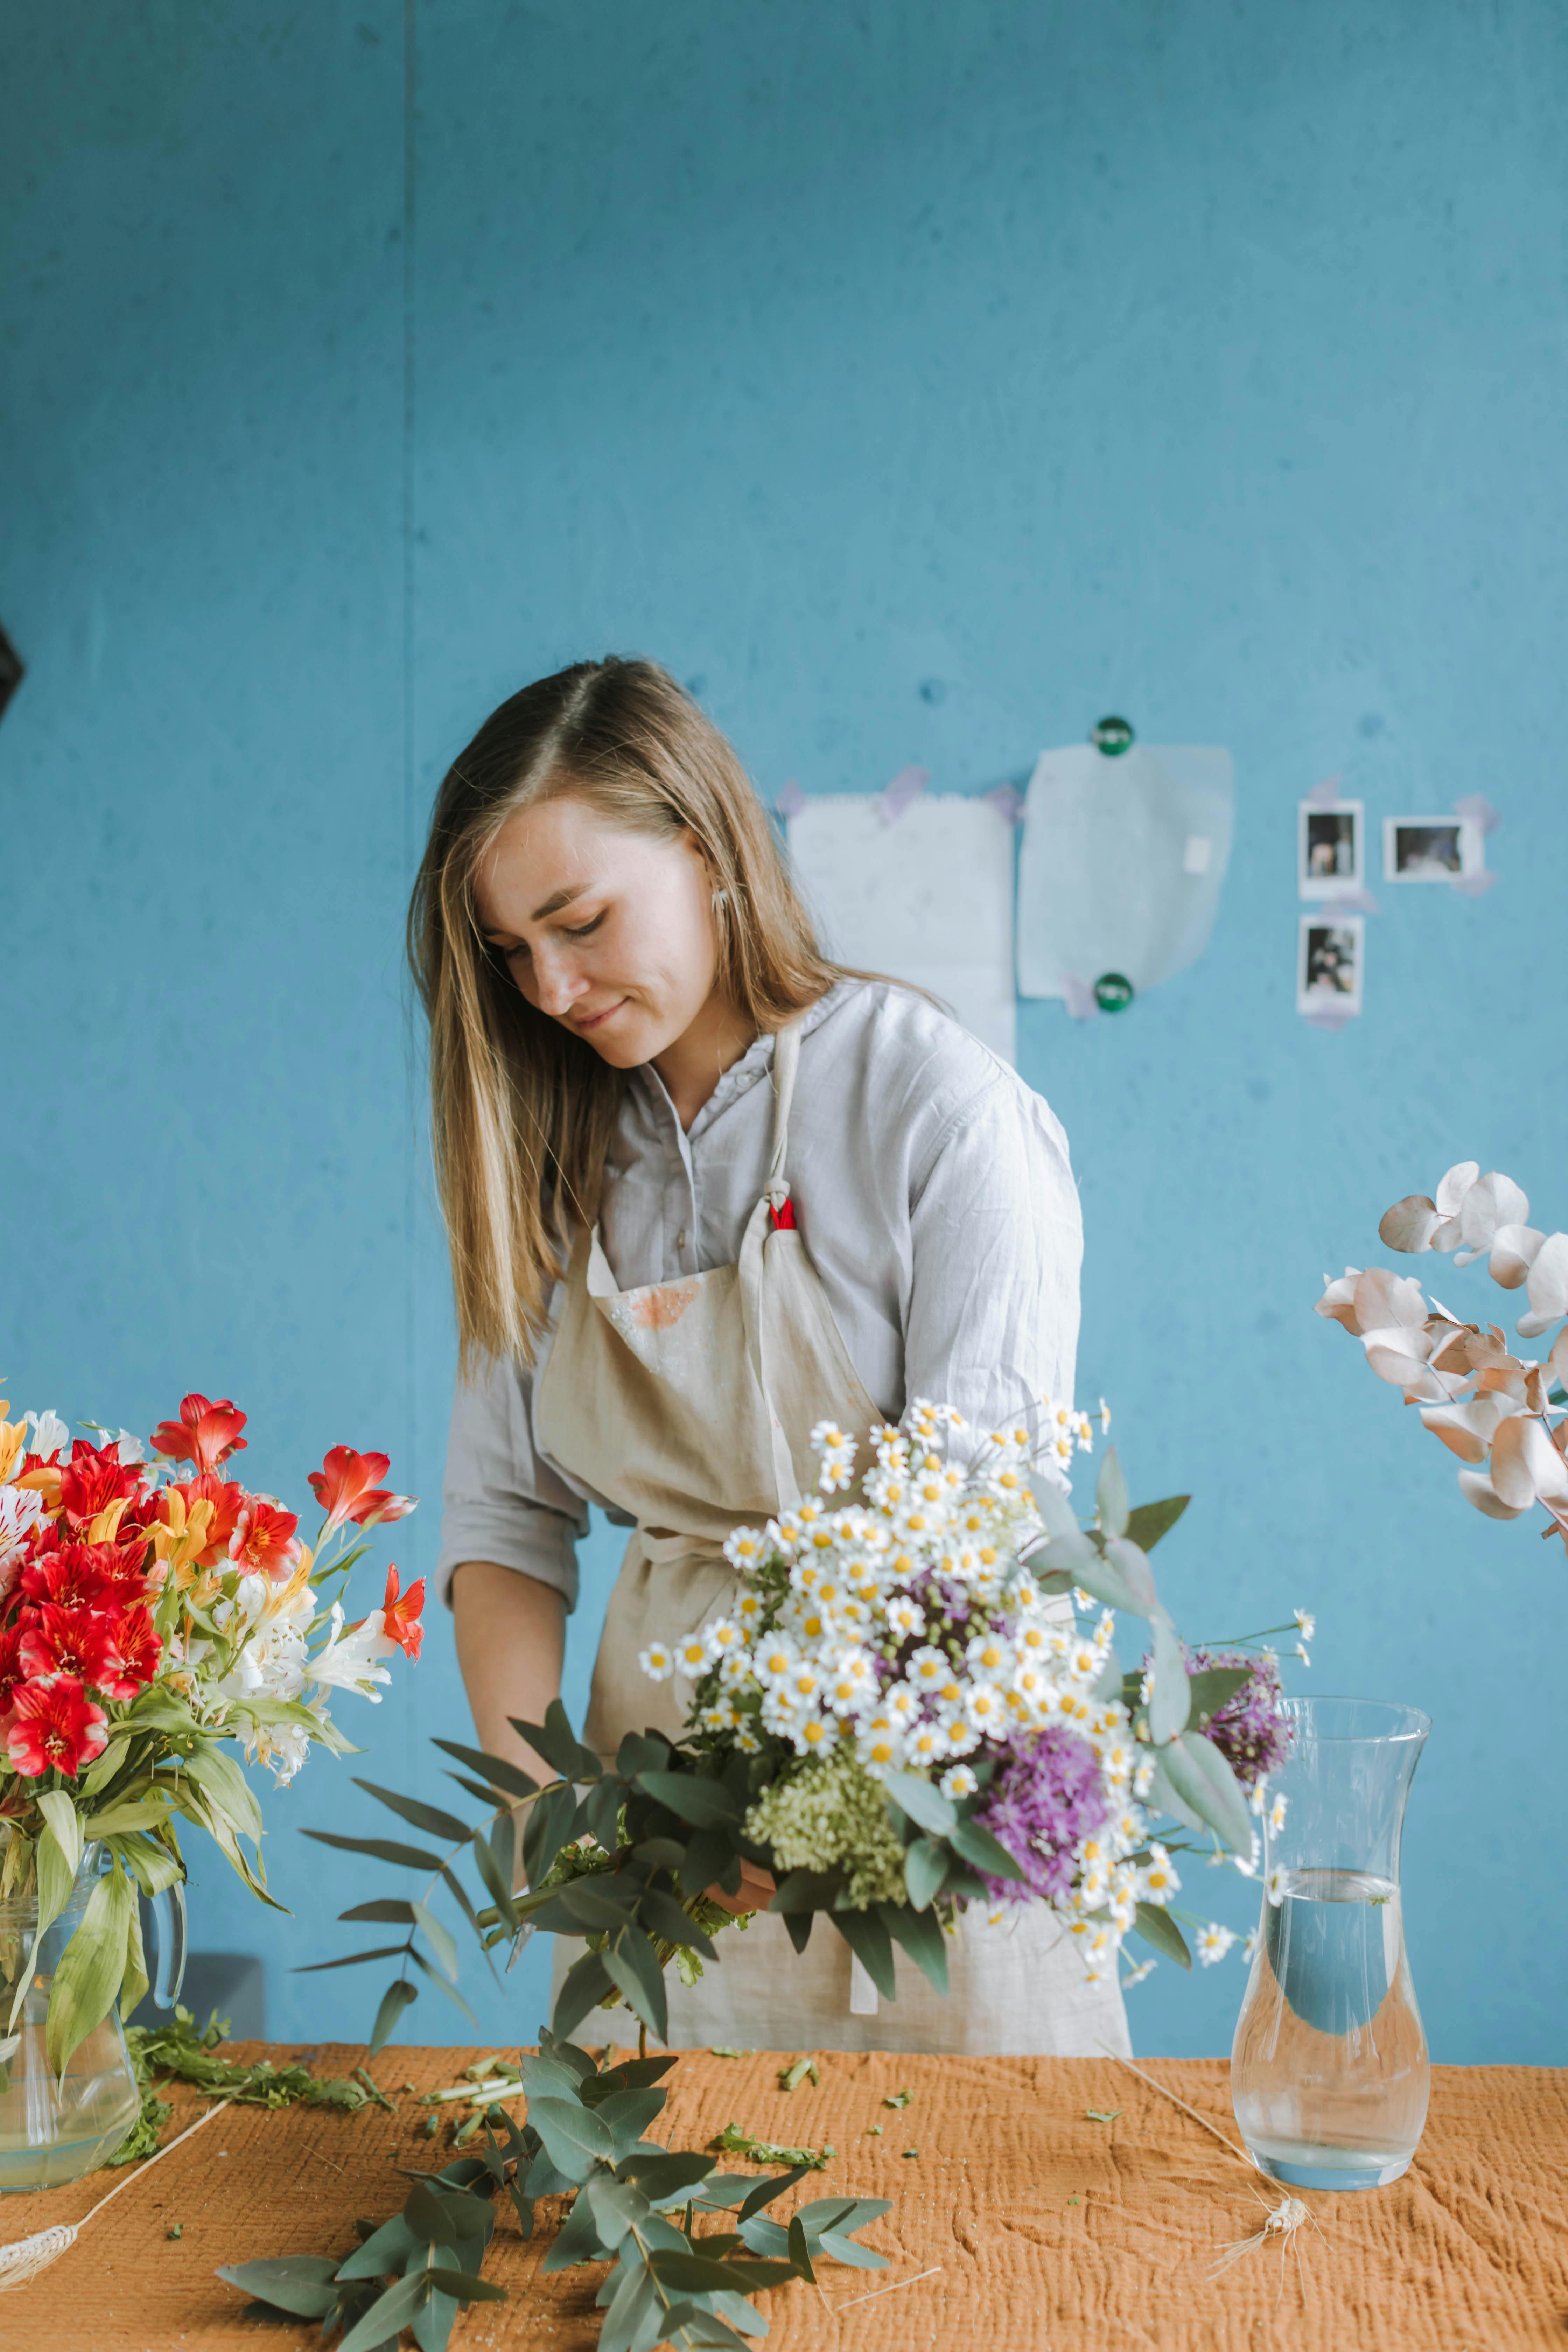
[{"left": 4, "top": 2042, "right": 1565, "bottom": 2348}]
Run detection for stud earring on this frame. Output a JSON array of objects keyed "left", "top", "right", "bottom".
[{"left": 711, "top": 888, "right": 728, "bottom": 913}]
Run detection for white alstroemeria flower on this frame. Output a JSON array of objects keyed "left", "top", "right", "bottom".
[
  {"left": 307, "top": 1602, "right": 394, "bottom": 1699},
  {"left": 0, "top": 1484, "right": 46, "bottom": 1584},
  {"left": 24, "top": 1408, "right": 69, "bottom": 1462},
  {"left": 1196, "top": 1923, "right": 1238, "bottom": 1966},
  {"left": 1140, "top": 1845, "right": 1180, "bottom": 1905},
  {"left": 640, "top": 1641, "right": 676, "bottom": 1682}
]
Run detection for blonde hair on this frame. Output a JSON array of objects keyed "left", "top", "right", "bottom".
[{"left": 408, "top": 657, "right": 846, "bottom": 1369}]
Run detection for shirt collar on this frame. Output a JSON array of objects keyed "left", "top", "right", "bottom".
[{"left": 632, "top": 980, "right": 856, "bottom": 1144}]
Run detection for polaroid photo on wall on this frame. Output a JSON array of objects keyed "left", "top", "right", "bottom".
[
  {"left": 1298, "top": 799, "right": 1364, "bottom": 898},
  {"left": 1297, "top": 912, "right": 1364, "bottom": 1017},
  {"left": 1383, "top": 814, "right": 1483, "bottom": 883}
]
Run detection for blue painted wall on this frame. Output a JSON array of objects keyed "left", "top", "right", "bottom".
[{"left": 2, "top": 0, "right": 1564, "bottom": 2063}]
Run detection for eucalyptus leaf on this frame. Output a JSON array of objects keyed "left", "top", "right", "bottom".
[
  {"left": 302, "top": 1829, "right": 447, "bottom": 1871},
  {"left": 551, "top": 1947, "right": 617, "bottom": 2041},
  {"left": 903, "top": 1836, "right": 946, "bottom": 1912},
  {"left": 294, "top": 1944, "right": 411, "bottom": 1973},
  {"left": 1185, "top": 1667, "right": 1252, "bottom": 1727},
  {"left": 736, "top": 2163, "right": 812, "bottom": 2219},
  {"left": 411, "top": 1900, "right": 461, "bottom": 1983},
  {"left": 352, "top": 1778, "right": 472, "bottom": 1847},
  {"left": 1125, "top": 1494, "right": 1190, "bottom": 1552},
  {"left": 948, "top": 1819, "right": 1026, "bottom": 1882},
  {"left": 338, "top": 2269, "right": 431, "bottom": 2352},
  {"left": 408, "top": 1947, "right": 478, "bottom": 2023},
  {"left": 1145, "top": 1749, "right": 1208, "bottom": 1835},
  {"left": 540, "top": 2185, "right": 615, "bottom": 2272},
  {"left": 217, "top": 2254, "right": 341, "bottom": 2319},
  {"left": 817, "top": 2230, "right": 889, "bottom": 2270},
  {"left": 1148, "top": 1612, "right": 1191, "bottom": 1744},
  {"left": 1096, "top": 1445, "right": 1131, "bottom": 1535},
  {"left": 617, "top": 2150, "right": 718, "bottom": 2204},
  {"left": 521, "top": 1780, "right": 579, "bottom": 1887},
  {"left": 586, "top": 2173, "right": 650, "bottom": 2248},
  {"left": 338, "top": 1898, "right": 418, "bottom": 1925},
  {"left": 425, "top": 2266, "right": 507, "bottom": 2303},
  {"left": 403, "top": 2178, "right": 458, "bottom": 2244},
  {"left": 430, "top": 1737, "right": 539, "bottom": 1802},
  {"left": 830, "top": 1909, "right": 897, "bottom": 2001},
  {"left": 636, "top": 1886, "right": 717, "bottom": 1958},
  {"left": 510, "top": 1698, "right": 601, "bottom": 1783},
  {"left": 335, "top": 2213, "right": 420, "bottom": 2278},
  {"left": 528, "top": 2094, "right": 616, "bottom": 2177},
  {"left": 370, "top": 1976, "right": 418, "bottom": 2052},
  {"left": 1131, "top": 1901, "right": 1192, "bottom": 1969},
  {"left": 882, "top": 1770, "right": 956, "bottom": 1839},
  {"left": 632, "top": 1771, "right": 739, "bottom": 1828},
  {"left": 1160, "top": 1729, "right": 1254, "bottom": 1856},
  {"left": 877, "top": 1899, "right": 949, "bottom": 1994},
  {"left": 556, "top": 1882, "right": 637, "bottom": 1933}
]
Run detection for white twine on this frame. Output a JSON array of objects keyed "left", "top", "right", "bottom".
[
  {"left": 0, "top": 2094, "right": 234, "bottom": 2290},
  {"left": 1098, "top": 2047, "right": 1322, "bottom": 2286}
]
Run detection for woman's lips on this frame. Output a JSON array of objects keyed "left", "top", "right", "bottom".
[{"left": 570, "top": 997, "right": 629, "bottom": 1032}]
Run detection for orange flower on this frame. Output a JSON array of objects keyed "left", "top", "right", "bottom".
[
  {"left": 307, "top": 1446, "right": 416, "bottom": 1536},
  {"left": 149, "top": 1393, "right": 248, "bottom": 1473},
  {"left": 379, "top": 1565, "right": 425, "bottom": 1660},
  {"left": 227, "top": 1496, "right": 301, "bottom": 1579}
]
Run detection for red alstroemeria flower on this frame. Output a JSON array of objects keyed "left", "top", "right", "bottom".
[
  {"left": 19, "top": 1603, "right": 125, "bottom": 1688},
  {"left": 308, "top": 1446, "right": 417, "bottom": 1537},
  {"left": 97, "top": 1605, "right": 162, "bottom": 1701},
  {"left": 0, "top": 1625, "right": 26, "bottom": 1723},
  {"left": 6, "top": 1675, "right": 110, "bottom": 1778},
  {"left": 56, "top": 1439, "right": 145, "bottom": 1528},
  {"left": 20, "top": 1541, "right": 122, "bottom": 1611},
  {"left": 227, "top": 1496, "right": 301, "bottom": 1579},
  {"left": 379, "top": 1565, "right": 425, "bottom": 1661},
  {"left": 149, "top": 1393, "right": 248, "bottom": 1473}
]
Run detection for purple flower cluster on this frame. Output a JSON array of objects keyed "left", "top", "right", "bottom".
[
  {"left": 1188, "top": 1647, "right": 1293, "bottom": 1788},
  {"left": 974, "top": 1723, "right": 1112, "bottom": 1905}
]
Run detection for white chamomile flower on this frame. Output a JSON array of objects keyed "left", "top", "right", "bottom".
[
  {"left": 1015, "top": 1620, "right": 1052, "bottom": 1660},
  {"left": 1140, "top": 1844, "right": 1180, "bottom": 1905},
  {"left": 939, "top": 1762, "right": 979, "bottom": 1801},
  {"left": 883, "top": 1681, "right": 923, "bottom": 1724},
  {"left": 1121, "top": 1956, "right": 1155, "bottom": 1989},
  {"left": 1099, "top": 1398, "right": 1112, "bottom": 1436},
  {"left": 965, "top": 1630, "right": 1012, "bottom": 1681},
  {"left": 824, "top": 1651, "right": 875, "bottom": 1715},
  {"left": 1248, "top": 1777, "right": 1269, "bottom": 1816},
  {"left": 1011, "top": 1572, "right": 1041, "bottom": 1614},
  {"left": 1268, "top": 1792, "right": 1288, "bottom": 1834},
  {"left": 1295, "top": 1642, "right": 1311, "bottom": 1666},
  {"left": 857, "top": 1723, "right": 905, "bottom": 1778},
  {"left": 794, "top": 1712, "right": 838, "bottom": 1756},
  {"left": 723, "top": 1527, "right": 769, "bottom": 1573},
  {"left": 1266, "top": 1865, "right": 1289, "bottom": 1907},
  {"left": 755, "top": 1636, "right": 798, "bottom": 1686},
  {"left": 962, "top": 1682, "right": 1007, "bottom": 1734},
  {"left": 941, "top": 1715, "right": 980, "bottom": 1757},
  {"left": 884, "top": 1594, "right": 925, "bottom": 1640},
  {"left": 718, "top": 1648, "right": 754, "bottom": 1690},
  {"left": 1093, "top": 1611, "right": 1116, "bottom": 1649},
  {"left": 639, "top": 1641, "right": 676, "bottom": 1682},
  {"left": 735, "top": 1590, "right": 764, "bottom": 1630},
  {"left": 1133, "top": 1754, "right": 1157, "bottom": 1800},
  {"left": 698, "top": 1701, "right": 737, "bottom": 1733},
  {"left": 1243, "top": 1926, "right": 1262, "bottom": 1961},
  {"left": 734, "top": 1726, "right": 762, "bottom": 1754},
  {"left": 1196, "top": 1923, "right": 1238, "bottom": 1967},
  {"left": 783, "top": 1662, "right": 822, "bottom": 1708},
  {"left": 1071, "top": 1586, "right": 1095, "bottom": 1613},
  {"left": 1293, "top": 1609, "right": 1316, "bottom": 1641},
  {"left": 904, "top": 1720, "right": 948, "bottom": 1767},
  {"left": 907, "top": 1645, "right": 948, "bottom": 1690},
  {"left": 1068, "top": 1641, "right": 1099, "bottom": 1682},
  {"left": 704, "top": 1618, "right": 742, "bottom": 1659}
]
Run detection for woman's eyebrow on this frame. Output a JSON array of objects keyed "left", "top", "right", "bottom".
[{"left": 530, "top": 882, "right": 589, "bottom": 921}]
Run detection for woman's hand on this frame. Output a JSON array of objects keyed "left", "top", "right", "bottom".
[{"left": 705, "top": 1858, "right": 776, "bottom": 1917}]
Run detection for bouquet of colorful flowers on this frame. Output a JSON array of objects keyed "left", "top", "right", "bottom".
[
  {"left": 324, "top": 1397, "right": 1300, "bottom": 2047},
  {"left": 0, "top": 1389, "right": 420, "bottom": 2072},
  {"left": 1317, "top": 1160, "right": 1568, "bottom": 1537}
]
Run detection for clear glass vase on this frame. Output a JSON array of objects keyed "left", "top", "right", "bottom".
[
  {"left": 1231, "top": 1695, "right": 1430, "bottom": 2192},
  {"left": 0, "top": 1844, "right": 185, "bottom": 2193}
]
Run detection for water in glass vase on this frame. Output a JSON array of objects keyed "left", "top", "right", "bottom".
[
  {"left": 0, "top": 1995, "right": 142, "bottom": 2191},
  {"left": 1232, "top": 1867, "right": 1428, "bottom": 2192}
]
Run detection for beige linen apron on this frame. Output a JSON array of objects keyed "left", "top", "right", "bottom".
[{"left": 534, "top": 1024, "right": 1129, "bottom": 2057}]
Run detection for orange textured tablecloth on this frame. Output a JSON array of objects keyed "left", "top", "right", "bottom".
[{"left": 3, "top": 2041, "right": 1565, "bottom": 2349}]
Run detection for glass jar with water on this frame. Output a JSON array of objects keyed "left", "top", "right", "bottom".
[
  {"left": 0, "top": 1844, "right": 185, "bottom": 2192},
  {"left": 1231, "top": 1695, "right": 1430, "bottom": 2192}
]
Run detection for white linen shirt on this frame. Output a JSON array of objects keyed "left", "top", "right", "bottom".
[{"left": 435, "top": 979, "right": 1082, "bottom": 1610}]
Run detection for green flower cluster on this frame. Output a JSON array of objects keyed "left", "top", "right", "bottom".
[{"left": 743, "top": 1748, "right": 908, "bottom": 1909}]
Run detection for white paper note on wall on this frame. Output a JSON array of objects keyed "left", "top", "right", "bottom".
[
  {"left": 1015, "top": 744, "right": 1234, "bottom": 1001},
  {"left": 786, "top": 792, "right": 1017, "bottom": 1064}
]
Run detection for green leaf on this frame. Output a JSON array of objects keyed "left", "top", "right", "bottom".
[
  {"left": 1096, "top": 1445, "right": 1130, "bottom": 1536},
  {"left": 768, "top": 1868, "right": 844, "bottom": 1913},
  {"left": 817, "top": 2230, "right": 890, "bottom": 2270},
  {"left": 521, "top": 1780, "right": 579, "bottom": 1887},
  {"left": 107, "top": 1830, "right": 183, "bottom": 1899},
  {"left": 1159, "top": 1729, "right": 1254, "bottom": 1856},
  {"left": 408, "top": 1947, "right": 478, "bottom": 2024},
  {"left": 903, "top": 1836, "right": 946, "bottom": 1912},
  {"left": 551, "top": 1947, "right": 617, "bottom": 2042},
  {"left": 882, "top": 1770, "right": 956, "bottom": 1839},
  {"left": 541, "top": 2185, "right": 614, "bottom": 2271},
  {"left": 651, "top": 2250, "right": 796, "bottom": 2295},
  {"left": 632, "top": 1771, "right": 739, "bottom": 1828},
  {"left": 877, "top": 1900, "right": 949, "bottom": 1995},
  {"left": 1131, "top": 1902, "right": 1192, "bottom": 1969},
  {"left": 510, "top": 1698, "right": 601, "bottom": 1783},
  {"left": 556, "top": 1882, "right": 637, "bottom": 1933},
  {"left": 335, "top": 2213, "right": 420, "bottom": 2278},
  {"left": 527, "top": 2095, "right": 616, "bottom": 2177},
  {"left": 636, "top": 1886, "right": 717, "bottom": 1959},
  {"left": 1185, "top": 1667, "right": 1252, "bottom": 1727},
  {"left": 594, "top": 2087, "right": 668, "bottom": 2155},
  {"left": 338, "top": 2270, "right": 432, "bottom": 2352},
  {"left": 181, "top": 1742, "right": 264, "bottom": 1844},
  {"left": 586, "top": 2173, "right": 650, "bottom": 2248},
  {"left": 11, "top": 1827, "right": 73, "bottom": 2027},
  {"left": 411, "top": 1901, "right": 461, "bottom": 1984},
  {"left": 787, "top": 2213, "right": 815, "bottom": 2283},
  {"left": 948, "top": 1819, "right": 1026, "bottom": 1882},
  {"left": 1148, "top": 1611, "right": 1191, "bottom": 1744},
  {"left": 217, "top": 2255, "right": 341, "bottom": 2318},
  {"left": 294, "top": 1945, "right": 411, "bottom": 1973},
  {"left": 599, "top": 2258, "right": 658, "bottom": 2352},
  {"left": 370, "top": 1976, "right": 418, "bottom": 2052},
  {"left": 737, "top": 2163, "right": 812, "bottom": 2220},
  {"left": 616, "top": 1730, "right": 672, "bottom": 1778},
  {"left": 1145, "top": 1750, "right": 1208, "bottom": 1835},
  {"left": 352, "top": 1778, "right": 473, "bottom": 1847},
  {"left": 783, "top": 1910, "right": 814, "bottom": 1955},
  {"left": 425, "top": 2267, "right": 507, "bottom": 2304},
  {"left": 46, "top": 1853, "right": 133, "bottom": 2074},
  {"left": 404, "top": 2178, "right": 458, "bottom": 2243},
  {"left": 302, "top": 1829, "right": 447, "bottom": 1870},
  {"left": 583, "top": 1773, "right": 625, "bottom": 1853},
  {"left": 830, "top": 1909, "right": 897, "bottom": 2000},
  {"left": 606, "top": 1921, "right": 669, "bottom": 2044},
  {"left": 469, "top": 1825, "right": 520, "bottom": 1933},
  {"left": 36, "top": 1788, "right": 83, "bottom": 1877},
  {"left": 1126, "top": 1494, "right": 1190, "bottom": 1552},
  {"left": 617, "top": 2150, "right": 718, "bottom": 2204},
  {"left": 338, "top": 1898, "right": 419, "bottom": 1925}
]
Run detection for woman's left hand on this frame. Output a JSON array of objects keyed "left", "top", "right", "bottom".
[{"left": 705, "top": 1858, "right": 776, "bottom": 1917}]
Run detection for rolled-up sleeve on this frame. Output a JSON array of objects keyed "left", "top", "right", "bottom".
[
  {"left": 903, "top": 1073, "right": 1083, "bottom": 1438},
  {"left": 434, "top": 1352, "right": 589, "bottom": 1612}
]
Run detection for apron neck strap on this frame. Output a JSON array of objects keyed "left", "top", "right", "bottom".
[{"left": 764, "top": 1023, "right": 801, "bottom": 1208}]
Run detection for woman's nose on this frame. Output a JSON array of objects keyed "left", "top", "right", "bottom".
[{"left": 529, "top": 941, "right": 587, "bottom": 1016}]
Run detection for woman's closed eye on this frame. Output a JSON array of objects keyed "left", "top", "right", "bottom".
[{"left": 561, "top": 911, "right": 607, "bottom": 940}]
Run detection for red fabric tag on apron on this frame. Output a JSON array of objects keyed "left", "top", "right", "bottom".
[{"left": 769, "top": 1198, "right": 797, "bottom": 1232}]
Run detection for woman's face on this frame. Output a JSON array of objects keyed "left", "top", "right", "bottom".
[{"left": 474, "top": 791, "right": 721, "bottom": 1069}]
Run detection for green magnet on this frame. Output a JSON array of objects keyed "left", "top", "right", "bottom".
[
  {"left": 1091, "top": 715, "right": 1135, "bottom": 755},
  {"left": 1093, "top": 972, "right": 1134, "bottom": 1013}
]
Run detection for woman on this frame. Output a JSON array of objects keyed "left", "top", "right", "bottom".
[{"left": 410, "top": 656, "right": 1128, "bottom": 2058}]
